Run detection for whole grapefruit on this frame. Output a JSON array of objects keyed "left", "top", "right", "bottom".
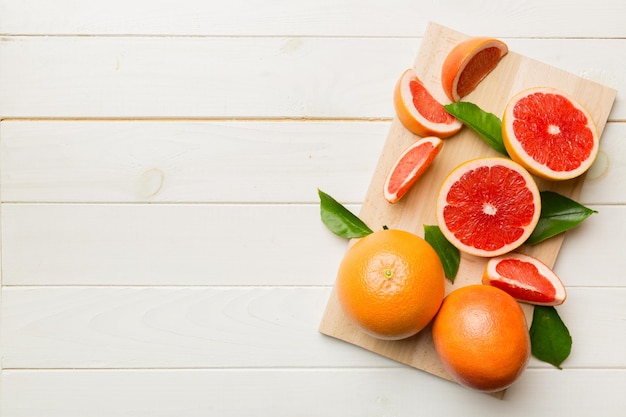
[
  {"left": 432, "top": 285, "right": 531, "bottom": 392},
  {"left": 335, "top": 229, "right": 445, "bottom": 340}
]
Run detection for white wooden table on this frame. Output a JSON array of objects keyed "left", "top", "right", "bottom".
[{"left": 0, "top": 1, "right": 625, "bottom": 415}]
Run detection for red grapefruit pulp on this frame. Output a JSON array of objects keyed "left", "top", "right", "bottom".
[
  {"left": 384, "top": 136, "right": 443, "bottom": 204},
  {"left": 441, "top": 37, "right": 508, "bottom": 102},
  {"left": 436, "top": 158, "right": 541, "bottom": 257},
  {"left": 394, "top": 68, "right": 462, "bottom": 138},
  {"left": 483, "top": 253, "right": 567, "bottom": 306},
  {"left": 502, "top": 87, "right": 599, "bottom": 180}
]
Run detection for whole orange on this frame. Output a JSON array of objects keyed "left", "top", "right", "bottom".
[
  {"left": 432, "top": 284, "right": 530, "bottom": 392},
  {"left": 335, "top": 229, "right": 445, "bottom": 340}
]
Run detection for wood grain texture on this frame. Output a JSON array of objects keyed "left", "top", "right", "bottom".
[
  {"left": 318, "top": 22, "right": 617, "bottom": 392},
  {"left": 1, "top": 204, "right": 623, "bottom": 287},
  {"left": 1, "top": 0, "right": 624, "bottom": 38},
  {"left": 0, "top": 120, "right": 386, "bottom": 204},
  {"left": 0, "top": 203, "right": 348, "bottom": 286},
  {"left": 2, "top": 287, "right": 624, "bottom": 369},
  {"left": 1, "top": 2, "right": 625, "bottom": 414},
  {"left": 1, "top": 37, "right": 624, "bottom": 119},
  {"left": 1, "top": 120, "right": 623, "bottom": 204},
  {"left": 3, "top": 368, "right": 626, "bottom": 417}
]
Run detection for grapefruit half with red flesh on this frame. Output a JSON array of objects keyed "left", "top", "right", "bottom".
[
  {"left": 436, "top": 157, "right": 541, "bottom": 257},
  {"left": 394, "top": 68, "right": 462, "bottom": 138},
  {"left": 384, "top": 136, "right": 443, "bottom": 204},
  {"left": 482, "top": 252, "right": 567, "bottom": 306},
  {"left": 502, "top": 87, "right": 599, "bottom": 180}
]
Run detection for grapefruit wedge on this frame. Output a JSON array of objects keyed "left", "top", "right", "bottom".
[
  {"left": 394, "top": 68, "right": 462, "bottom": 138},
  {"left": 436, "top": 157, "right": 541, "bottom": 257},
  {"left": 482, "top": 253, "right": 567, "bottom": 306},
  {"left": 442, "top": 37, "right": 508, "bottom": 102},
  {"left": 502, "top": 87, "right": 599, "bottom": 180},
  {"left": 383, "top": 136, "right": 443, "bottom": 204}
]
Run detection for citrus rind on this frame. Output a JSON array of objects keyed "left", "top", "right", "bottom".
[
  {"left": 394, "top": 68, "right": 462, "bottom": 138},
  {"left": 482, "top": 252, "right": 567, "bottom": 306},
  {"left": 432, "top": 285, "right": 530, "bottom": 392},
  {"left": 335, "top": 229, "right": 445, "bottom": 340},
  {"left": 436, "top": 157, "right": 541, "bottom": 258},
  {"left": 383, "top": 136, "right": 443, "bottom": 204},
  {"left": 502, "top": 87, "right": 600, "bottom": 181},
  {"left": 442, "top": 37, "right": 508, "bottom": 102}
]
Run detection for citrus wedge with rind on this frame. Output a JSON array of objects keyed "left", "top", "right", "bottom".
[
  {"left": 482, "top": 252, "right": 567, "bottom": 306},
  {"left": 441, "top": 37, "right": 508, "bottom": 102},
  {"left": 436, "top": 157, "right": 541, "bottom": 258},
  {"left": 502, "top": 87, "right": 599, "bottom": 181},
  {"left": 383, "top": 136, "right": 443, "bottom": 204},
  {"left": 394, "top": 68, "right": 462, "bottom": 138}
]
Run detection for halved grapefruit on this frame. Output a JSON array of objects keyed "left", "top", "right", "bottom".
[
  {"left": 436, "top": 157, "right": 541, "bottom": 257},
  {"left": 482, "top": 253, "right": 567, "bottom": 306},
  {"left": 502, "top": 87, "right": 599, "bottom": 180},
  {"left": 394, "top": 68, "right": 462, "bottom": 138},
  {"left": 441, "top": 37, "right": 508, "bottom": 102},
  {"left": 383, "top": 136, "right": 443, "bottom": 204}
]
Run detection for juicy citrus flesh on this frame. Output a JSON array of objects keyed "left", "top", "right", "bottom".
[
  {"left": 335, "top": 229, "right": 445, "bottom": 340},
  {"left": 483, "top": 253, "right": 567, "bottom": 306},
  {"left": 394, "top": 68, "right": 462, "bottom": 138},
  {"left": 432, "top": 285, "right": 530, "bottom": 392},
  {"left": 410, "top": 79, "right": 457, "bottom": 124},
  {"left": 442, "top": 37, "right": 508, "bottom": 102},
  {"left": 384, "top": 136, "right": 443, "bottom": 204},
  {"left": 455, "top": 46, "right": 504, "bottom": 98},
  {"left": 436, "top": 158, "right": 541, "bottom": 257},
  {"left": 502, "top": 87, "right": 599, "bottom": 180}
]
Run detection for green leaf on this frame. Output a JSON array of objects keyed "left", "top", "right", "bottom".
[
  {"left": 529, "top": 305, "right": 572, "bottom": 369},
  {"left": 318, "top": 189, "right": 373, "bottom": 239},
  {"left": 527, "top": 191, "right": 598, "bottom": 245},
  {"left": 444, "top": 102, "right": 508, "bottom": 156},
  {"left": 423, "top": 225, "right": 460, "bottom": 283}
]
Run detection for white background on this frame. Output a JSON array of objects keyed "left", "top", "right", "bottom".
[{"left": 0, "top": 1, "right": 625, "bottom": 415}]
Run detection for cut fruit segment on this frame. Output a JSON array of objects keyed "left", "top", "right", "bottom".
[
  {"left": 383, "top": 136, "right": 443, "bottom": 204},
  {"left": 394, "top": 68, "right": 462, "bottom": 138},
  {"left": 441, "top": 37, "right": 508, "bottom": 102},
  {"left": 482, "top": 253, "right": 567, "bottom": 306},
  {"left": 436, "top": 157, "right": 541, "bottom": 258},
  {"left": 502, "top": 87, "right": 599, "bottom": 181}
]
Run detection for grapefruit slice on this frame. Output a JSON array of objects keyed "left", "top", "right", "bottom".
[
  {"left": 436, "top": 157, "right": 541, "bottom": 257},
  {"left": 482, "top": 253, "right": 567, "bottom": 306},
  {"left": 394, "top": 68, "right": 462, "bottom": 138},
  {"left": 502, "top": 87, "right": 599, "bottom": 181},
  {"left": 441, "top": 37, "right": 508, "bottom": 102},
  {"left": 383, "top": 136, "right": 443, "bottom": 204}
]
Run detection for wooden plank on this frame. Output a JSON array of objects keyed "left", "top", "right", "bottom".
[
  {"left": 552, "top": 205, "right": 626, "bottom": 287},
  {"left": 578, "top": 122, "right": 626, "bottom": 205},
  {"left": 2, "top": 368, "right": 626, "bottom": 416},
  {"left": 0, "top": 203, "right": 348, "bottom": 286},
  {"left": 1, "top": 37, "right": 624, "bottom": 119},
  {"left": 0, "top": 36, "right": 417, "bottom": 119},
  {"left": 0, "top": 286, "right": 393, "bottom": 369},
  {"left": 1, "top": 204, "right": 623, "bottom": 287},
  {"left": 1, "top": 0, "right": 624, "bottom": 38},
  {"left": 1, "top": 120, "right": 623, "bottom": 204},
  {"left": 0, "top": 3, "right": 623, "bottom": 415},
  {"left": 1, "top": 287, "right": 624, "bottom": 370},
  {"left": 0, "top": 120, "right": 386, "bottom": 204},
  {"left": 318, "top": 22, "right": 617, "bottom": 392}
]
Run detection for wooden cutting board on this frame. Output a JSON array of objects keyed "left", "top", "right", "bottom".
[{"left": 318, "top": 22, "right": 617, "bottom": 397}]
